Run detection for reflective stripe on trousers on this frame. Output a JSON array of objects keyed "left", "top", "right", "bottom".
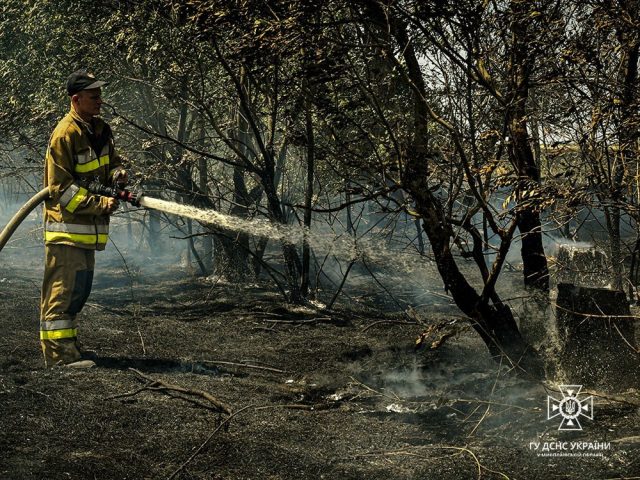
[
  {"left": 40, "top": 319, "right": 78, "bottom": 340},
  {"left": 40, "top": 244, "right": 95, "bottom": 366}
]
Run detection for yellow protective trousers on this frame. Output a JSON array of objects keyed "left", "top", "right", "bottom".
[{"left": 40, "top": 244, "right": 95, "bottom": 366}]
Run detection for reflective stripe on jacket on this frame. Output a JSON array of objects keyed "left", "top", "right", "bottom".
[
  {"left": 44, "top": 109, "right": 123, "bottom": 250},
  {"left": 44, "top": 221, "right": 109, "bottom": 246}
]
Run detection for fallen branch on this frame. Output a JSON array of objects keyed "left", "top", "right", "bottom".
[
  {"left": 262, "top": 317, "right": 333, "bottom": 325},
  {"left": 249, "top": 312, "right": 287, "bottom": 318},
  {"left": 254, "top": 403, "right": 337, "bottom": 411},
  {"left": 613, "top": 322, "right": 640, "bottom": 354},
  {"left": 361, "top": 319, "right": 417, "bottom": 332},
  {"left": 414, "top": 319, "right": 469, "bottom": 350},
  {"left": 105, "top": 368, "right": 232, "bottom": 415},
  {"left": 199, "top": 359, "right": 286, "bottom": 374},
  {"left": 104, "top": 385, "right": 158, "bottom": 401}
]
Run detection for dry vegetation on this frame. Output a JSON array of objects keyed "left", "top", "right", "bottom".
[{"left": 1, "top": 248, "right": 639, "bottom": 479}]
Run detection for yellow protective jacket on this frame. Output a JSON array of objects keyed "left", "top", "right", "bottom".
[{"left": 44, "top": 109, "right": 125, "bottom": 250}]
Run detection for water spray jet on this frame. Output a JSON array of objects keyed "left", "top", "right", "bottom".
[{"left": 1, "top": 185, "right": 440, "bottom": 297}]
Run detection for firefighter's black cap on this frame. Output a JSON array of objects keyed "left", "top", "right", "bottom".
[{"left": 66, "top": 69, "right": 109, "bottom": 96}]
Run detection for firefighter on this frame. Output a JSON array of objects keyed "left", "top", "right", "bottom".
[{"left": 40, "top": 69, "right": 127, "bottom": 368}]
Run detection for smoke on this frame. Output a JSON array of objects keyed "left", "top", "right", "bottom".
[
  {"left": 140, "top": 195, "right": 442, "bottom": 276},
  {"left": 4, "top": 189, "right": 613, "bottom": 321},
  {"left": 381, "top": 358, "right": 430, "bottom": 398},
  {"left": 99, "top": 204, "right": 203, "bottom": 283}
]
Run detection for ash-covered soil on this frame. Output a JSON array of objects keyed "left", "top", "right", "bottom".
[{"left": 1, "top": 247, "right": 640, "bottom": 480}]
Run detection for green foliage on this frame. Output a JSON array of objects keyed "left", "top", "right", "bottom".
[{"left": 0, "top": 0, "right": 638, "bottom": 258}]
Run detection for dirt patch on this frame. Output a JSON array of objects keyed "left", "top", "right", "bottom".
[{"left": 1, "top": 251, "right": 639, "bottom": 479}]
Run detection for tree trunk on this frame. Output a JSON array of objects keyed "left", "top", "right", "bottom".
[
  {"left": 506, "top": 0, "right": 549, "bottom": 291},
  {"left": 198, "top": 155, "right": 213, "bottom": 274},
  {"left": 605, "top": 206, "right": 624, "bottom": 291},
  {"left": 300, "top": 96, "right": 315, "bottom": 296},
  {"left": 262, "top": 164, "right": 302, "bottom": 302},
  {"left": 148, "top": 208, "right": 162, "bottom": 253},
  {"left": 216, "top": 67, "right": 254, "bottom": 281},
  {"left": 409, "top": 162, "right": 540, "bottom": 373},
  {"left": 365, "top": 3, "right": 543, "bottom": 375},
  {"left": 414, "top": 218, "right": 424, "bottom": 255},
  {"left": 345, "top": 180, "right": 354, "bottom": 236},
  {"left": 613, "top": 20, "right": 639, "bottom": 291}
]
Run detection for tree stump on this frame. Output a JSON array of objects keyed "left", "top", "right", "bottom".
[
  {"left": 555, "top": 283, "right": 639, "bottom": 392},
  {"left": 554, "top": 243, "right": 611, "bottom": 288}
]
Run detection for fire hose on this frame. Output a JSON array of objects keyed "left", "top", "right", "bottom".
[{"left": 0, "top": 183, "right": 142, "bottom": 253}]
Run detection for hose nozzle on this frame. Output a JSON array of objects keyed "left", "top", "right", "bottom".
[
  {"left": 116, "top": 187, "right": 142, "bottom": 207},
  {"left": 82, "top": 180, "right": 142, "bottom": 207}
]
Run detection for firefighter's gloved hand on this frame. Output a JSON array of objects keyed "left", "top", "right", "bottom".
[
  {"left": 114, "top": 169, "right": 128, "bottom": 187},
  {"left": 105, "top": 197, "right": 120, "bottom": 214}
]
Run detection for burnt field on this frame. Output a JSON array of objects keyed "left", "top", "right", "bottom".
[{"left": 1, "top": 249, "right": 640, "bottom": 480}]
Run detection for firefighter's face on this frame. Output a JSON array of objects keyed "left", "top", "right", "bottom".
[{"left": 72, "top": 88, "right": 102, "bottom": 120}]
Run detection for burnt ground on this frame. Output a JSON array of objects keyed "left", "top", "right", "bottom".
[{"left": 1, "top": 246, "right": 640, "bottom": 480}]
